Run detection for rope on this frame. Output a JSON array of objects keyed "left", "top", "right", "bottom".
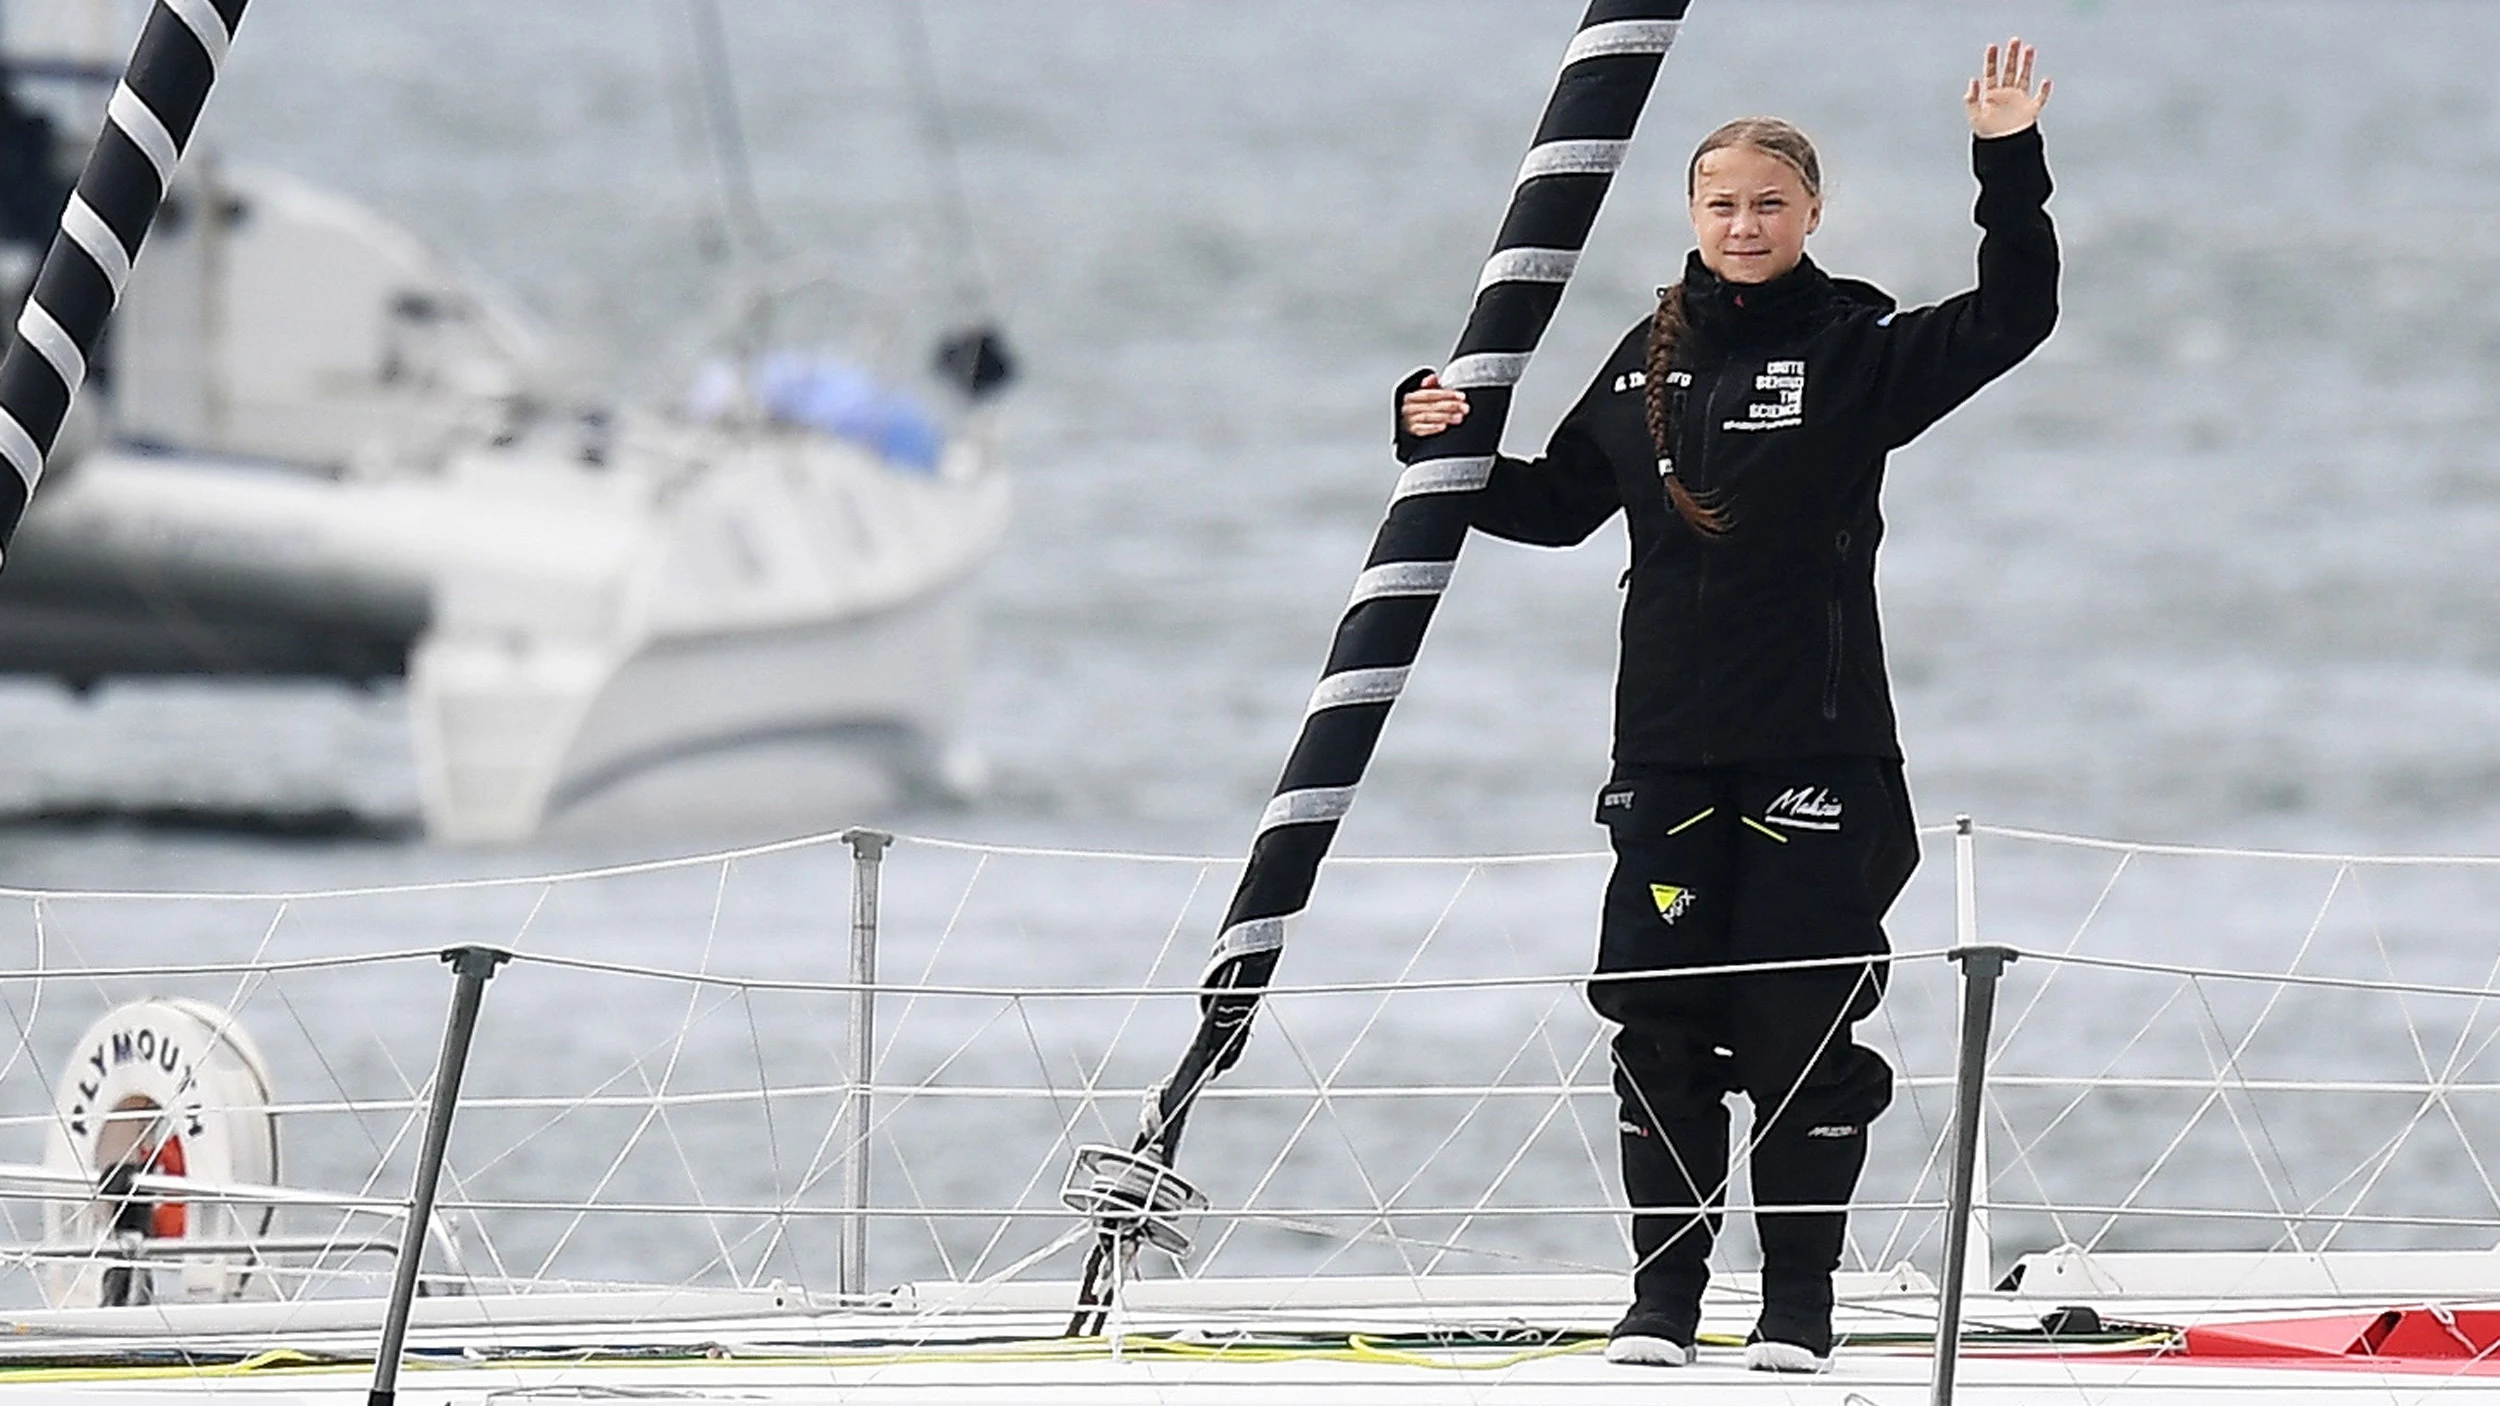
[
  {"left": 490, "top": 943, "right": 1960, "bottom": 1003},
  {"left": 1979, "top": 823, "right": 2500, "bottom": 868},
  {"left": 896, "top": 834, "right": 1610, "bottom": 867}
]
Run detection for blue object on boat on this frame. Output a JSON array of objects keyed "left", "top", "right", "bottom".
[{"left": 753, "top": 354, "right": 945, "bottom": 472}]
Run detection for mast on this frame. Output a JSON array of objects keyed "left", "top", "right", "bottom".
[
  {"left": 1066, "top": 0, "right": 1694, "bottom": 1333},
  {"left": 0, "top": 0, "right": 246, "bottom": 562}
]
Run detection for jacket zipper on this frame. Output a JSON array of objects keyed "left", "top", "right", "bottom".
[
  {"left": 1685, "top": 368, "right": 1738, "bottom": 512},
  {"left": 1687, "top": 366, "right": 1740, "bottom": 760},
  {"left": 1821, "top": 529, "right": 1851, "bottom": 721}
]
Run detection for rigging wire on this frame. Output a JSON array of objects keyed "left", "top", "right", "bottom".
[
  {"left": 888, "top": 0, "right": 989, "bottom": 317},
  {"left": 650, "top": 0, "right": 729, "bottom": 265},
  {"left": 888, "top": 0, "right": 1015, "bottom": 400},
  {"left": 682, "top": 0, "right": 774, "bottom": 262}
]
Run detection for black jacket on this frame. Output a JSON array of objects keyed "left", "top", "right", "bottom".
[{"left": 1405, "top": 128, "right": 2059, "bottom": 771}]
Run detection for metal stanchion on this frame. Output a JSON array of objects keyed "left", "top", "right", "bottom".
[
  {"left": 1930, "top": 823, "right": 2014, "bottom": 1406},
  {"left": 838, "top": 827, "right": 890, "bottom": 1300},
  {"left": 1953, "top": 815, "right": 1992, "bottom": 1291},
  {"left": 368, "top": 945, "right": 508, "bottom": 1406}
]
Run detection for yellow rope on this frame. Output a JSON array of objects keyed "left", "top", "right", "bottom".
[
  {"left": 0, "top": 1334, "right": 1611, "bottom": 1382},
  {"left": 1342, "top": 1333, "right": 1602, "bottom": 1370},
  {"left": 0, "top": 1348, "right": 342, "bottom": 1384}
]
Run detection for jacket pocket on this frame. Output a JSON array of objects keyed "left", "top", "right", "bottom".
[
  {"left": 1595, "top": 779, "right": 1645, "bottom": 831},
  {"left": 1595, "top": 775, "right": 1717, "bottom": 841}
]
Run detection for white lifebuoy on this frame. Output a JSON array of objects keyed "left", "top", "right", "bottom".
[{"left": 40, "top": 999, "right": 280, "bottom": 1307}]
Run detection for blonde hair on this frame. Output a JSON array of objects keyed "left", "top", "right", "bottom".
[
  {"left": 1648, "top": 118, "right": 1825, "bottom": 537},
  {"left": 1685, "top": 117, "right": 1822, "bottom": 198}
]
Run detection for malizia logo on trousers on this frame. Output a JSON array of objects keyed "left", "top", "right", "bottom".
[{"left": 1763, "top": 786, "right": 1844, "bottom": 832}]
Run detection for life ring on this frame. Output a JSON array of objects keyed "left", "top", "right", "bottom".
[{"left": 41, "top": 999, "right": 280, "bottom": 1307}]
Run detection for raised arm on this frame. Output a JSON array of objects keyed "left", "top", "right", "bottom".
[{"left": 1865, "top": 38, "right": 2060, "bottom": 449}]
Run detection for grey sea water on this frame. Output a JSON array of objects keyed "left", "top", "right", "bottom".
[{"left": 3, "top": 1, "right": 2500, "bottom": 1299}]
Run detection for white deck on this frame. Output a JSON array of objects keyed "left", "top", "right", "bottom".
[{"left": 8, "top": 1281, "right": 2500, "bottom": 1402}]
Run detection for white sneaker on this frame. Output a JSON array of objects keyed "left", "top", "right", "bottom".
[
  {"left": 1743, "top": 1338, "right": 1830, "bottom": 1373},
  {"left": 1605, "top": 1334, "right": 1698, "bottom": 1367}
]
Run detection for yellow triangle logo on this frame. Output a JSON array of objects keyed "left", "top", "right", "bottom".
[{"left": 1650, "top": 884, "right": 1686, "bottom": 916}]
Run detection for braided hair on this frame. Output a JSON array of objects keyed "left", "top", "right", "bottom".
[{"left": 1648, "top": 117, "right": 1824, "bottom": 537}]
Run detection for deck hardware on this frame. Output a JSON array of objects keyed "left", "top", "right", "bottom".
[{"left": 1062, "top": 1144, "right": 1207, "bottom": 1260}]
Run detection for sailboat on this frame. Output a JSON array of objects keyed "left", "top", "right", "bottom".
[
  {"left": 2, "top": 819, "right": 2497, "bottom": 1404},
  {"left": 0, "top": 3, "right": 1013, "bottom": 841}
]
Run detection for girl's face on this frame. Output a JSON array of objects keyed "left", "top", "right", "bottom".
[{"left": 1689, "top": 146, "right": 1821, "bottom": 285}]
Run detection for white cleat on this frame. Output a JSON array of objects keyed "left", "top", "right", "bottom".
[
  {"left": 1605, "top": 1334, "right": 1698, "bottom": 1367},
  {"left": 1743, "top": 1338, "right": 1831, "bottom": 1373}
]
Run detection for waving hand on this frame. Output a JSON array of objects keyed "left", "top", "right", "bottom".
[{"left": 1966, "top": 38, "right": 2051, "bottom": 138}]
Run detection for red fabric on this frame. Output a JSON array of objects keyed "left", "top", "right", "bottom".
[
  {"left": 1987, "top": 1308, "right": 2500, "bottom": 1377},
  {"left": 144, "top": 1138, "right": 187, "bottom": 1240},
  {"left": 2183, "top": 1312, "right": 2399, "bottom": 1358},
  {"left": 2167, "top": 1308, "right": 2500, "bottom": 1374}
]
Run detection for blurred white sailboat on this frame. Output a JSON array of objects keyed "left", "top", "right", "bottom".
[{"left": 0, "top": 3, "right": 1013, "bottom": 841}]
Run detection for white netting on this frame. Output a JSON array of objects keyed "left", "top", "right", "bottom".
[{"left": 0, "top": 822, "right": 2496, "bottom": 1314}]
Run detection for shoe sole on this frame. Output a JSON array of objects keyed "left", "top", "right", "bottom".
[
  {"left": 1743, "top": 1339, "right": 1831, "bottom": 1373},
  {"left": 1605, "top": 1334, "right": 1697, "bottom": 1367}
]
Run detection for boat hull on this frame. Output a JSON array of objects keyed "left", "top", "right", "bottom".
[{"left": 537, "top": 585, "right": 985, "bottom": 838}]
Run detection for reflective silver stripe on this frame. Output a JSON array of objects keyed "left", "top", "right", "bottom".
[
  {"left": 1561, "top": 18, "right": 1682, "bottom": 67},
  {"left": 62, "top": 196, "right": 133, "bottom": 296},
  {"left": 1392, "top": 457, "right": 1493, "bottom": 501},
  {"left": 15, "top": 300, "right": 84, "bottom": 391},
  {"left": 1476, "top": 247, "right": 1579, "bottom": 293},
  {"left": 0, "top": 407, "right": 44, "bottom": 494},
  {"left": 1259, "top": 787, "right": 1356, "bottom": 834},
  {"left": 163, "top": 0, "right": 233, "bottom": 71},
  {"left": 106, "top": 84, "right": 181, "bottom": 186},
  {"left": 1206, "top": 914, "right": 1291, "bottom": 970},
  {"left": 1517, "top": 139, "right": 1628, "bottom": 184},
  {"left": 1440, "top": 352, "right": 1530, "bottom": 390},
  {"left": 1307, "top": 667, "right": 1409, "bottom": 715},
  {"left": 1349, "top": 560, "right": 1454, "bottom": 606}
]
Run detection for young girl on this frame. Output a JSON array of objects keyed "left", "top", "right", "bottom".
[{"left": 1398, "top": 39, "right": 2057, "bottom": 1374}]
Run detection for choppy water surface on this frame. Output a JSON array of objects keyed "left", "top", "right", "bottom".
[{"left": 2, "top": 1, "right": 2500, "bottom": 1295}]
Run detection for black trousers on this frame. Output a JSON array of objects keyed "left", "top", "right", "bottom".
[{"left": 1590, "top": 760, "right": 1912, "bottom": 1346}]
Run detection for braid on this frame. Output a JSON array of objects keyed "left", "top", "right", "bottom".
[
  {"left": 1642, "top": 285, "right": 1678, "bottom": 459},
  {"left": 1645, "top": 283, "right": 1729, "bottom": 536},
  {"left": 1641, "top": 115, "right": 1822, "bottom": 539}
]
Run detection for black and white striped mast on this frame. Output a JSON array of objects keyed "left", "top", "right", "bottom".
[
  {"left": 1065, "top": 0, "right": 1692, "bottom": 1333},
  {"left": 0, "top": 0, "right": 246, "bottom": 562}
]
